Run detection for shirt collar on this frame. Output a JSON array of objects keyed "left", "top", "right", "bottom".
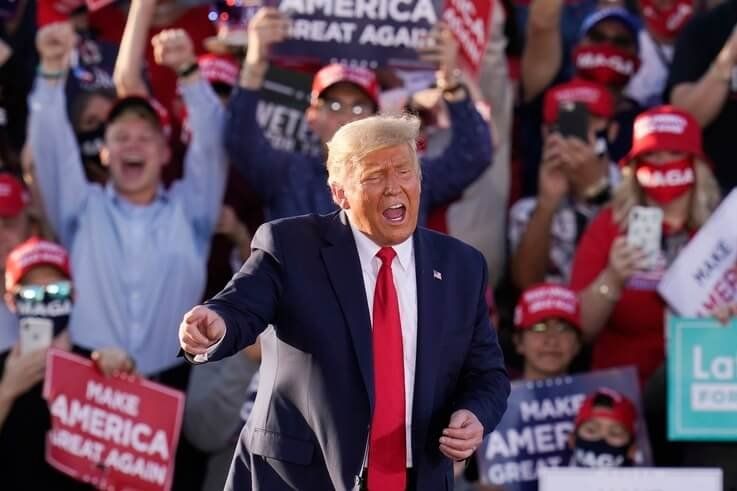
[
  {"left": 105, "top": 182, "right": 168, "bottom": 206},
  {"left": 347, "top": 213, "right": 414, "bottom": 272}
]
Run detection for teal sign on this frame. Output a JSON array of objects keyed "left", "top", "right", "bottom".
[{"left": 667, "top": 316, "right": 737, "bottom": 441}]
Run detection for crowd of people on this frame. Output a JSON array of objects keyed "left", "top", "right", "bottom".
[{"left": 1, "top": 0, "right": 737, "bottom": 489}]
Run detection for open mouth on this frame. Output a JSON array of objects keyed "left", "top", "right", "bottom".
[
  {"left": 121, "top": 156, "right": 146, "bottom": 179},
  {"left": 382, "top": 204, "right": 406, "bottom": 223}
]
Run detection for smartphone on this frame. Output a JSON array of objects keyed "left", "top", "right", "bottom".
[
  {"left": 19, "top": 317, "right": 53, "bottom": 355},
  {"left": 556, "top": 101, "right": 590, "bottom": 142},
  {"left": 627, "top": 206, "right": 663, "bottom": 270}
]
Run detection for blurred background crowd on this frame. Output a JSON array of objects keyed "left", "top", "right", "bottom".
[{"left": 1, "top": 0, "right": 737, "bottom": 489}]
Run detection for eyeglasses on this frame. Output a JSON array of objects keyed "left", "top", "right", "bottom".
[
  {"left": 15, "top": 281, "right": 73, "bottom": 302},
  {"left": 318, "top": 98, "right": 375, "bottom": 117},
  {"left": 529, "top": 321, "right": 577, "bottom": 335},
  {"left": 587, "top": 29, "right": 636, "bottom": 50}
]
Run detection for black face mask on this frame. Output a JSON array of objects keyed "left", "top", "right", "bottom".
[
  {"left": 77, "top": 125, "right": 105, "bottom": 165},
  {"left": 572, "top": 436, "right": 632, "bottom": 468},
  {"left": 14, "top": 282, "right": 73, "bottom": 336}
]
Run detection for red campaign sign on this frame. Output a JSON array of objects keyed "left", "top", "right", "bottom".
[
  {"left": 37, "top": 0, "right": 85, "bottom": 26},
  {"left": 42, "top": 349, "right": 185, "bottom": 491},
  {"left": 442, "top": 0, "right": 493, "bottom": 77}
]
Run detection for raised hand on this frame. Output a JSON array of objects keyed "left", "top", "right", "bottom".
[
  {"left": 152, "top": 28, "right": 196, "bottom": 73},
  {"left": 36, "top": 22, "right": 76, "bottom": 74}
]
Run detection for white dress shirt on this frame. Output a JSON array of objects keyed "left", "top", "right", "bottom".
[{"left": 349, "top": 221, "right": 417, "bottom": 468}]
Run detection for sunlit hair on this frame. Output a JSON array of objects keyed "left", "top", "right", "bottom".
[
  {"left": 325, "top": 113, "right": 421, "bottom": 186},
  {"left": 612, "top": 157, "right": 721, "bottom": 229}
]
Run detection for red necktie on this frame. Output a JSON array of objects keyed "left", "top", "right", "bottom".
[{"left": 368, "top": 247, "right": 407, "bottom": 491}]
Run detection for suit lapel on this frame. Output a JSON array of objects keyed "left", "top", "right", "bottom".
[
  {"left": 320, "top": 211, "right": 375, "bottom": 411},
  {"left": 412, "top": 228, "right": 446, "bottom": 451}
]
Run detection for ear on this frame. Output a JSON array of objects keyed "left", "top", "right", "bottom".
[
  {"left": 607, "top": 121, "right": 619, "bottom": 143},
  {"left": 4, "top": 291, "right": 15, "bottom": 313},
  {"left": 513, "top": 332, "right": 525, "bottom": 355},
  {"left": 160, "top": 140, "right": 172, "bottom": 167},
  {"left": 100, "top": 145, "right": 111, "bottom": 168},
  {"left": 330, "top": 182, "right": 350, "bottom": 210},
  {"left": 305, "top": 105, "right": 320, "bottom": 134}
]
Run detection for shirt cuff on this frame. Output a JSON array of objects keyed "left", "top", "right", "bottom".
[{"left": 192, "top": 328, "right": 227, "bottom": 363}]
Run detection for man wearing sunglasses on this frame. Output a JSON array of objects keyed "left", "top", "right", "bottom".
[
  {"left": 0, "top": 237, "right": 78, "bottom": 489},
  {"left": 225, "top": 7, "right": 492, "bottom": 224}
]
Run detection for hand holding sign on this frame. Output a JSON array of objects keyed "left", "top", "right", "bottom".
[
  {"left": 152, "top": 29, "right": 196, "bottom": 74},
  {"left": 91, "top": 347, "right": 136, "bottom": 377},
  {"left": 245, "top": 7, "right": 290, "bottom": 67},
  {"left": 36, "top": 21, "right": 76, "bottom": 74},
  {"left": 418, "top": 23, "right": 460, "bottom": 88},
  {"left": 439, "top": 409, "right": 484, "bottom": 461},
  {"left": 179, "top": 306, "right": 226, "bottom": 356}
]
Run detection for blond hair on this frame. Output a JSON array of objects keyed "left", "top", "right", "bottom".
[
  {"left": 325, "top": 113, "right": 421, "bottom": 186},
  {"left": 612, "top": 158, "right": 721, "bottom": 229}
]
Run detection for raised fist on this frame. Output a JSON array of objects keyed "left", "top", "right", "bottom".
[
  {"left": 36, "top": 22, "right": 76, "bottom": 73},
  {"left": 152, "top": 29, "right": 196, "bottom": 73}
]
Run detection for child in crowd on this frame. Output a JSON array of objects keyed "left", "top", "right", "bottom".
[{"left": 570, "top": 387, "right": 638, "bottom": 468}]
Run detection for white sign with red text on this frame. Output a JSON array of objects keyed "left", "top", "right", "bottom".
[{"left": 658, "top": 188, "right": 737, "bottom": 316}]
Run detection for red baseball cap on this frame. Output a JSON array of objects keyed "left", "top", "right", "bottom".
[
  {"left": 5, "top": 237, "right": 72, "bottom": 292},
  {"left": 107, "top": 96, "right": 172, "bottom": 138},
  {"left": 514, "top": 283, "right": 582, "bottom": 332},
  {"left": 199, "top": 53, "right": 240, "bottom": 88},
  {"left": 543, "top": 79, "right": 615, "bottom": 124},
  {"left": 0, "top": 174, "right": 29, "bottom": 218},
  {"left": 622, "top": 105, "right": 705, "bottom": 165},
  {"left": 311, "top": 64, "right": 380, "bottom": 108},
  {"left": 575, "top": 387, "right": 637, "bottom": 436}
]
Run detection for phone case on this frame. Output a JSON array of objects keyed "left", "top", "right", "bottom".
[
  {"left": 19, "top": 317, "right": 53, "bottom": 354},
  {"left": 627, "top": 206, "right": 663, "bottom": 270}
]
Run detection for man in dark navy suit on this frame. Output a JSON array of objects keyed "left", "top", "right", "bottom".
[{"left": 179, "top": 113, "right": 509, "bottom": 490}]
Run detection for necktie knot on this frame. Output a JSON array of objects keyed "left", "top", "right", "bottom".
[{"left": 376, "top": 247, "right": 396, "bottom": 266}]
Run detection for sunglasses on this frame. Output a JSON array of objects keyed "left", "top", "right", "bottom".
[
  {"left": 587, "top": 29, "right": 636, "bottom": 50},
  {"left": 318, "top": 98, "right": 375, "bottom": 117},
  {"left": 529, "top": 321, "right": 577, "bottom": 334},
  {"left": 15, "top": 281, "right": 73, "bottom": 303}
]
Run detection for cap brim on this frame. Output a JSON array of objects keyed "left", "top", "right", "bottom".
[
  {"left": 581, "top": 8, "right": 641, "bottom": 41},
  {"left": 107, "top": 97, "right": 161, "bottom": 127}
]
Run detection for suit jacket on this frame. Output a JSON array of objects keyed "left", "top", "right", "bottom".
[{"left": 204, "top": 211, "right": 510, "bottom": 490}]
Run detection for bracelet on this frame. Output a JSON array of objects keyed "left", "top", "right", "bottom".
[
  {"left": 596, "top": 276, "right": 621, "bottom": 303},
  {"left": 38, "top": 65, "right": 67, "bottom": 80},
  {"left": 176, "top": 61, "right": 199, "bottom": 78}
]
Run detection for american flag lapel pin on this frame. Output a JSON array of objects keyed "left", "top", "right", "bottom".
[{"left": 433, "top": 270, "right": 442, "bottom": 280}]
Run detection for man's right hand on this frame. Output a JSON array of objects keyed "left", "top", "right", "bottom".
[
  {"left": 36, "top": 22, "right": 76, "bottom": 74},
  {"left": 245, "top": 7, "right": 290, "bottom": 67},
  {"left": 179, "top": 306, "right": 226, "bottom": 356}
]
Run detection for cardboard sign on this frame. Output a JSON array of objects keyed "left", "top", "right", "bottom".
[
  {"left": 658, "top": 188, "right": 737, "bottom": 317},
  {"left": 539, "top": 467, "right": 723, "bottom": 491},
  {"left": 265, "top": 0, "right": 442, "bottom": 69},
  {"left": 441, "top": 0, "right": 492, "bottom": 76},
  {"left": 257, "top": 66, "right": 322, "bottom": 157},
  {"left": 667, "top": 316, "right": 737, "bottom": 441},
  {"left": 477, "top": 367, "right": 652, "bottom": 491},
  {"left": 43, "top": 350, "right": 185, "bottom": 491}
]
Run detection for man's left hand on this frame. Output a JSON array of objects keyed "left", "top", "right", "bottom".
[
  {"left": 152, "top": 28, "right": 196, "bottom": 73},
  {"left": 439, "top": 409, "right": 484, "bottom": 461}
]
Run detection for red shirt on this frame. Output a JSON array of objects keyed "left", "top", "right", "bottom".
[{"left": 570, "top": 208, "right": 666, "bottom": 386}]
